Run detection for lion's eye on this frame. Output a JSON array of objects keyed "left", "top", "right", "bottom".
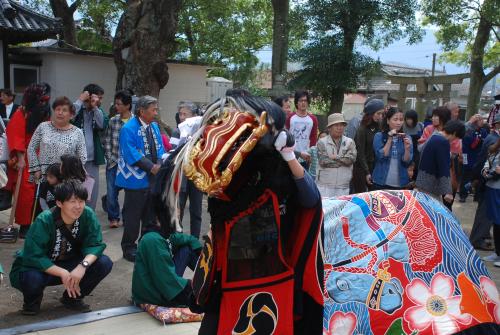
[{"left": 337, "top": 279, "right": 349, "bottom": 291}]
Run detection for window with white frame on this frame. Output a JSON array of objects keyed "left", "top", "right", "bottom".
[{"left": 10, "top": 64, "right": 40, "bottom": 95}]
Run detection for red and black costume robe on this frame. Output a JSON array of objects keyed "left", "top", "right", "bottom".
[{"left": 194, "top": 153, "right": 324, "bottom": 335}]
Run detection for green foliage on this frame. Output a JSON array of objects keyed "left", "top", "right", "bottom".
[
  {"left": 290, "top": 34, "right": 381, "bottom": 95},
  {"left": 292, "top": 0, "right": 421, "bottom": 112},
  {"left": 176, "top": 0, "right": 273, "bottom": 87},
  {"left": 76, "top": 29, "right": 113, "bottom": 53},
  {"left": 422, "top": 0, "right": 500, "bottom": 69},
  {"left": 76, "top": 0, "right": 124, "bottom": 52},
  {"left": 78, "top": 0, "right": 124, "bottom": 36},
  {"left": 19, "top": 0, "right": 124, "bottom": 52},
  {"left": 18, "top": 0, "right": 52, "bottom": 16}
]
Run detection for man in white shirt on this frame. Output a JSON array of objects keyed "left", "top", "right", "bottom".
[
  {"left": 285, "top": 90, "right": 318, "bottom": 168},
  {"left": 0, "top": 89, "right": 19, "bottom": 120}
]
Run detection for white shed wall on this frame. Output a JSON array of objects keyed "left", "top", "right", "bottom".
[{"left": 38, "top": 52, "right": 208, "bottom": 128}]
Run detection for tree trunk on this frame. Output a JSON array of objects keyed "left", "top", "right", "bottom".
[
  {"left": 184, "top": 19, "right": 198, "bottom": 62},
  {"left": 270, "top": 0, "right": 289, "bottom": 98},
  {"left": 329, "top": 88, "right": 345, "bottom": 114},
  {"left": 328, "top": 18, "right": 360, "bottom": 114},
  {"left": 49, "top": 0, "right": 80, "bottom": 46},
  {"left": 466, "top": 15, "right": 492, "bottom": 119},
  {"left": 113, "top": 0, "right": 182, "bottom": 97}
]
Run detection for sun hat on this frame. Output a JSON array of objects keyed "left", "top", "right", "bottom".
[{"left": 327, "top": 113, "right": 347, "bottom": 128}]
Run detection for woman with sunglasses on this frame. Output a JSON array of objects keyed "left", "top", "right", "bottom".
[{"left": 5, "top": 83, "right": 52, "bottom": 238}]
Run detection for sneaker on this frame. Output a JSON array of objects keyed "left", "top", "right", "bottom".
[
  {"left": 494, "top": 261, "right": 500, "bottom": 268},
  {"left": 0, "top": 226, "right": 18, "bottom": 243},
  {"left": 483, "top": 253, "right": 500, "bottom": 262},
  {"left": 60, "top": 296, "right": 91, "bottom": 313}
]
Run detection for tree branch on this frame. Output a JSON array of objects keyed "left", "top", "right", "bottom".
[
  {"left": 69, "top": 0, "right": 82, "bottom": 13},
  {"left": 483, "top": 65, "right": 500, "bottom": 85},
  {"left": 493, "top": 28, "right": 500, "bottom": 42}
]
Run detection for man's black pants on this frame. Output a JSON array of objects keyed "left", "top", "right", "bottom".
[
  {"left": 19, "top": 255, "right": 113, "bottom": 306},
  {"left": 121, "top": 188, "right": 156, "bottom": 255}
]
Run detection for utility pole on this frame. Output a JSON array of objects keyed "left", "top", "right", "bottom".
[{"left": 431, "top": 53, "right": 436, "bottom": 78}]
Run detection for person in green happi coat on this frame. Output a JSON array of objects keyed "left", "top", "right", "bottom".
[
  {"left": 10, "top": 180, "right": 112, "bottom": 315},
  {"left": 132, "top": 227, "right": 202, "bottom": 307}
]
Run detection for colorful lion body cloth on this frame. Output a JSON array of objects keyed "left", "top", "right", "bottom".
[{"left": 323, "top": 190, "right": 500, "bottom": 335}]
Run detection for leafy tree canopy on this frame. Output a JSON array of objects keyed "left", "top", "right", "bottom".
[
  {"left": 291, "top": 0, "right": 422, "bottom": 114},
  {"left": 176, "top": 0, "right": 273, "bottom": 86},
  {"left": 421, "top": 0, "right": 499, "bottom": 69},
  {"left": 19, "top": 0, "right": 124, "bottom": 52}
]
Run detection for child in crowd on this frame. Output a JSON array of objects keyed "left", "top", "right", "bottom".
[
  {"left": 37, "top": 163, "right": 62, "bottom": 212},
  {"left": 308, "top": 131, "right": 328, "bottom": 180},
  {"left": 32, "top": 163, "right": 62, "bottom": 219},
  {"left": 404, "top": 162, "right": 416, "bottom": 190},
  {"left": 60, "top": 154, "right": 86, "bottom": 182},
  {"left": 60, "top": 154, "right": 93, "bottom": 201}
]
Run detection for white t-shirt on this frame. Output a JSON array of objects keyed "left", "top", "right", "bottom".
[{"left": 286, "top": 113, "right": 318, "bottom": 153}]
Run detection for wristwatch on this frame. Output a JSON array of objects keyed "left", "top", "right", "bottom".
[{"left": 79, "top": 260, "right": 90, "bottom": 269}]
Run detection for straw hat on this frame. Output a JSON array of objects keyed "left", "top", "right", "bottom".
[{"left": 327, "top": 113, "right": 347, "bottom": 128}]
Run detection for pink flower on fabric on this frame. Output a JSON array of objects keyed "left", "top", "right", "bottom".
[
  {"left": 403, "top": 273, "right": 472, "bottom": 335},
  {"left": 324, "top": 311, "right": 356, "bottom": 335},
  {"left": 480, "top": 276, "right": 500, "bottom": 323}
]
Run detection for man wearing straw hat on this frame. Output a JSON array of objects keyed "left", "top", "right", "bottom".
[{"left": 316, "top": 113, "right": 357, "bottom": 197}]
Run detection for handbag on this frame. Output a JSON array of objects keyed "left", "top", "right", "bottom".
[
  {"left": 0, "top": 165, "right": 7, "bottom": 189},
  {"left": 0, "top": 118, "right": 9, "bottom": 163}
]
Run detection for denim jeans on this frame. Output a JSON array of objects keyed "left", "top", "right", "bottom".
[
  {"left": 173, "top": 246, "right": 199, "bottom": 277},
  {"left": 106, "top": 165, "right": 122, "bottom": 221},
  {"left": 19, "top": 255, "right": 113, "bottom": 305}
]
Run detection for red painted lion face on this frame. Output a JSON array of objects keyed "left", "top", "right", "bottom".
[{"left": 183, "top": 109, "right": 268, "bottom": 200}]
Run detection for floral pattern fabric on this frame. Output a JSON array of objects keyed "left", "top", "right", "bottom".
[
  {"left": 323, "top": 190, "right": 500, "bottom": 335},
  {"left": 140, "top": 303, "right": 203, "bottom": 324}
]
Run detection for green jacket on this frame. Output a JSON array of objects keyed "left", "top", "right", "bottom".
[
  {"left": 10, "top": 207, "right": 106, "bottom": 290},
  {"left": 72, "top": 106, "right": 109, "bottom": 166},
  {"left": 132, "top": 232, "right": 201, "bottom": 306}
]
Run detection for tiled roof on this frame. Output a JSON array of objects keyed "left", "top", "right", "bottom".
[
  {"left": 381, "top": 62, "right": 446, "bottom": 76},
  {"left": 0, "top": 0, "right": 62, "bottom": 43}
]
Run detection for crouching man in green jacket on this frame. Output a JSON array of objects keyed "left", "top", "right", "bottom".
[
  {"left": 10, "top": 180, "right": 113, "bottom": 315},
  {"left": 132, "top": 228, "right": 201, "bottom": 307}
]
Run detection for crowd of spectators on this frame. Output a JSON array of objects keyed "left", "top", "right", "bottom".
[{"left": 0, "top": 83, "right": 498, "bottom": 317}]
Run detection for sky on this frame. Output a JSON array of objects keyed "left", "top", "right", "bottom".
[{"left": 256, "top": 29, "right": 470, "bottom": 74}]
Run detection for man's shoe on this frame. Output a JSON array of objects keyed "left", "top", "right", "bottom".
[
  {"left": 21, "top": 303, "right": 40, "bottom": 315},
  {"left": 123, "top": 252, "right": 136, "bottom": 263},
  {"left": 459, "top": 197, "right": 466, "bottom": 203},
  {"left": 474, "top": 242, "right": 494, "bottom": 251},
  {"left": 60, "top": 297, "right": 91, "bottom": 313},
  {"left": 483, "top": 253, "right": 500, "bottom": 262},
  {"left": 109, "top": 220, "right": 120, "bottom": 229}
]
